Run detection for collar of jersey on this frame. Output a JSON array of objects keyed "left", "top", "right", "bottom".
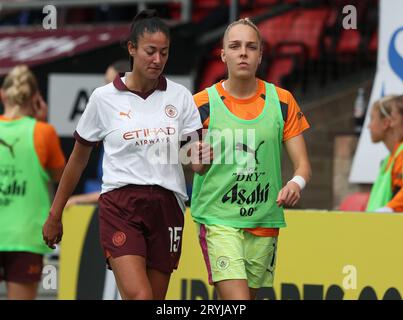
[{"left": 113, "top": 73, "right": 167, "bottom": 99}]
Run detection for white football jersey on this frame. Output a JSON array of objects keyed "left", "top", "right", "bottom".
[{"left": 75, "top": 74, "right": 202, "bottom": 211}]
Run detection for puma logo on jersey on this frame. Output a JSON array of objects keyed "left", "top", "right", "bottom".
[
  {"left": 235, "top": 141, "right": 265, "bottom": 164},
  {"left": 119, "top": 110, "right": 132, "bottom": 119},
  {"left": 0, "top": 138, "right": 19, "bottom": 158}
]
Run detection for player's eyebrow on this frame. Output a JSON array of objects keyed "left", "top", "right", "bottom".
[
  {"left": 144, "top": 45, "right": 169, "bottom": 51},
  {"left": 227, "top": 40, "right": 258, "bottom": 45}
]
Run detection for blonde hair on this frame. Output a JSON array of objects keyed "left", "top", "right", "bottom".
[
  {"left": 392, "top": 95, "right": 403, "bottom": 115},
  {"left": 223, "top": 18, "right": 262, "bottom": 48},
  {"left": 373, "top": 95, "right": 397, "bottom": 119},
  {"left": 2, "top": 65, "right": 38, "bottom": 106}
]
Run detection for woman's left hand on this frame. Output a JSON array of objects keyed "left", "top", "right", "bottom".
[{"left": 276, "top": 181, "right": 301, "bottom": 207}]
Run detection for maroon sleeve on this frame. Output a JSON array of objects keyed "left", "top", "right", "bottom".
[{"left": 74, "top": 130, "right": 99, "bottom": 147}]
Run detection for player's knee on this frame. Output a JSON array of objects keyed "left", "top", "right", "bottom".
[{"left": 121, "top": 287, "right": 153, "bottom": 300}]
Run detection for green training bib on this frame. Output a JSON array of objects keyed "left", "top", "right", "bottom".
[
  {"left": 0, "top": 117, "right": 52, "bottom": 253},
  {"left": 191, "top": 82, "right": 286, "bottom": 228},
  {"left": 366, "top": 143, "right": 403, "bottom": 211}
]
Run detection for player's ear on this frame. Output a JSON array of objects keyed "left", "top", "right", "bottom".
[
  {"left": 128, "top": 41, "right": 136, "bottom": 57},
  {"left": 383, "top": 117, "right": 392, "bottom": 129},
  {"left": 221, "top": 48, "right": 226, "bottom": 63},
  {"left": 258, "top": 44, "right": 263, "bottom": 65}
]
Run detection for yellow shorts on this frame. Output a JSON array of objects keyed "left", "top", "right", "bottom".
[{"left": 197, "top": 223, "right": 278, "bottom": 289}]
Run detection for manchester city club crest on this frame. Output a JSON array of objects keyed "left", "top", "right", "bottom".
[
  {"left": 216, "top": 256, "right": 230, "bottom": 270},
  {"left": 165, "top": 104, "right": 178, "bottom": 118}
]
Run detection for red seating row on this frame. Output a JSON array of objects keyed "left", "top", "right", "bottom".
[
  {"left": 197, "top": 1, "right": 378, "bottom": 90},
  {"left": 258, "top": 7, "right": 330, "bottom": 60},
  {"left": 198, "top": 5, "right": 331, "bottom": 90}
]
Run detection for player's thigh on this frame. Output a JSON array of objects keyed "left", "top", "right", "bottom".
[
  {"left": 244, "top": 235, "right": 278, "bottom": 289},
  {"left": 147, "top": 189, "right": 184, "bottom": 274},
  {"left": 2, "top": 252, "right": 43, "bottom": 300},
  {"left": 198, "top": 224, "right": 247, "bottom": 285}
]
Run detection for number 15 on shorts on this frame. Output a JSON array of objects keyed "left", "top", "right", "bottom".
[{"left": 168, "top": 227, "right": 182, "bottom": 253}]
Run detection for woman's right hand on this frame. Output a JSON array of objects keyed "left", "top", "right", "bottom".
[
  {"left": 42, "top": 213, "right": 63, "bottom": 249},
  {"left": 190, "top": 141, "right": 213, "bottom": 174}
]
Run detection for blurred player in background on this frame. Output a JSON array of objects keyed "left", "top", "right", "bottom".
[
  {"left": 367, "top": 95, "right": 403, "bottom": 212},
  {"left": 42, "top": 10, "right": 202, "bottom": 300},
  {"left": 190, "top": 18, "right": 311, "bottom": 300},
  {"left": 0, "top": 65, "right": 65, "bottom": 299},
  {"left": 391, "top": 96, "right": 403, "bottom": 142},
  {"left": 380, "top": 94, "right": 403, "bottom": 213}
]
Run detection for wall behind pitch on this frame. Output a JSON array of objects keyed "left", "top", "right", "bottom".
[{"left": 59, "top": 208, "right": 403, "bottom": 300}]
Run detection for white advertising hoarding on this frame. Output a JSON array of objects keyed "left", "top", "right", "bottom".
[
  {"left": 48, "top": 74, "right": 104, "bottom": 137},
  {"left": 350, "top": 0, "right": 403, "bottom": 183}
]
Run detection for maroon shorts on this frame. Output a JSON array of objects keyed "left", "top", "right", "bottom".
[
  {"left": 0, "top": 252, "right": 43, "bottom": 283},
  {"left": 99, "top": 184, "right": 184, "bottom": 274}
]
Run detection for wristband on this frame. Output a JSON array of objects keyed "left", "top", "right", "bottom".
[{"left": 289, "top": 175, "right": 306, "bottom": 190}]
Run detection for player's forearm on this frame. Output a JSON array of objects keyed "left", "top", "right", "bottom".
[
  {"left": 284, "top": 135, "right": 311, "bottom": 187},
  {"left": 291, "top": 160, "right": 312, "bottom": 185}
]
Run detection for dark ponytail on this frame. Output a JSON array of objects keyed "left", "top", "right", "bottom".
[{"left": 127, "top": 9, "right": 170, "bottom": 67}]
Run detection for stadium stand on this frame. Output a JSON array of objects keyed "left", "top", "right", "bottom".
[{"left": 195, "top": 0, "right": 378, "bottom": 92}]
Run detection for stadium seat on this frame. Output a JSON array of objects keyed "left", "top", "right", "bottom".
[
  {"left": 285, "top": 8, "right": 331, "bottom": 60},
  {"left": 266, "top": 56, "right": 295, "bottom": 86},
  {"left": 336, "top": 29, "right": 361, "bottom": 56},
  {"left": 198, "top": 58, "right": 226, "bottom": 92},
  {"left": 338, "top": 192, "right": 370, "bottom": 212},
  {"left": 259, "top": 8, "right": 330, "bottom": 65},
  {"left": 326, "top": 8, "right": 339, "bottom": 29},
  {"left": 258, "top": 11, "right": 296, "bottom": 53},
  {"left": 259, "top": 8, "right": 329, "bottom": 89}
]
